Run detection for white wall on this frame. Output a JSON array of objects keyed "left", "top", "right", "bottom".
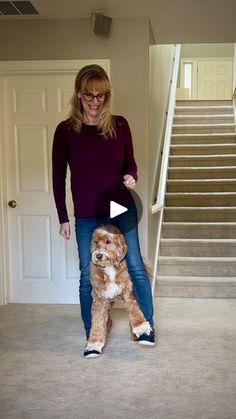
[{"left": 148, "top": 44, "right": 175, "bottom": 263}]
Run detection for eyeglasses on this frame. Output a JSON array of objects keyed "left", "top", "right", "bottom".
[{"left": 82, "top": 92, "right": 109, "bottom": 102}]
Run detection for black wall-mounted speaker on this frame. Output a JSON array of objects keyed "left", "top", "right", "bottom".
[{"left": 93, "top": 14, "right": 112, "bottom": 36}]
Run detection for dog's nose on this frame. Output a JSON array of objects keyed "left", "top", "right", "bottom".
[{"left": 96, "top": 253, "right": 103, "bottom": 260}]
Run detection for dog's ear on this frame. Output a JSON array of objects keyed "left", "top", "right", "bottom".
[
  {"left": 91, "top": 232, "right": 97, "bottom": 253},
  {"left": 117, "top": 234, "right": 127, "bottom": 262}
]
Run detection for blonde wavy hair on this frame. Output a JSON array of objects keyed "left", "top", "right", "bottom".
[{"left": 67, "top": 64, "right": 116, "bottom": 138}]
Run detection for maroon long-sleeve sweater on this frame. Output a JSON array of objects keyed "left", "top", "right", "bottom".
[{"left": 52, "top": 115, "right": 138, "bottom": 223}]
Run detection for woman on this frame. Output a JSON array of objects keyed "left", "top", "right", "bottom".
[{"left": 52, "top": 64, "right": 155, "bottom": 354}]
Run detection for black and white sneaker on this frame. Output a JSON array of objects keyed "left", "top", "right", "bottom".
[
  {"left": 136, "top": 329, "right": 155, "bottom": 346},
  {"left": 84, "top": 348, "right": 102, "bottom": 359}
]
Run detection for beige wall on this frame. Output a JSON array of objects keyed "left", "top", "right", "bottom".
[
  {"left": 0, "top": 17, "right": 150, "bottom": 253},
  {"left": 153, "top": 0, "right": 236, "bottom": 44},
  {"left": 148, "top": 44, "right": 175, "bottom": 263},
  {"left": 181, "top": 43, "right": 234, "bottom": 58}
]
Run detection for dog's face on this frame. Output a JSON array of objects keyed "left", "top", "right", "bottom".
[{"left": 91, "top": 225, "right": 127, "bottom": 267}]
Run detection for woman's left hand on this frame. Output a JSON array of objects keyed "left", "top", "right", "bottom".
[{"left": 123, "top": 174, "right": 136, "bottom": 189}]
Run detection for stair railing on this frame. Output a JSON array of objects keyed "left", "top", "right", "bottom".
[
  {"left": 233, "top": 87, "right": 236, "bottom": 131},
  {"left": 151, "top": 44, "right": 181, "bottom": 295}
]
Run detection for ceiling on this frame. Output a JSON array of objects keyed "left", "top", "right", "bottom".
[{"left": 0, "top": 0, "right": 236, "bottom": 43}]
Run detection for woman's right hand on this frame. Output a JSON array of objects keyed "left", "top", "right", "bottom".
[{"left": 59, "top": 222, "right": 71, "bottom": 240}]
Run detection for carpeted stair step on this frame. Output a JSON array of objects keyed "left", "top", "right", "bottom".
[
  {"left": 172, "top": 123, "right": 235, "bottom": 134},
  {"left": 162, "top": 222, "right": 236, "bottom": 239},
  {"left": 158, "top": 256, "right": 236, "bottom": 277},
  {"left": 168, "top": 166, "right": 236, "bottom": 179},
  {"left": 175, "top": 105, "right": 234, "bottom": 116},
  {"left": 167, "top": 179, "right": 236, "bottom": 193},
  {"left": 166, "top": 192, "right": 236, "bottom": 207},
  {"left": 170, "top": 144, "right": 236, "bottom": 155},
  {"left": 169, "top": 155, "right": 236, "bottom": 167},
  {"left": 156, "top": 276, "right": 236, "bottom": 298},
  {"left": 174, "top": 115, "right": 234, "bottom": 124},
  {"left": 164, "top": 207, "right": 236, "bottom": 222},
  {"left": 176, "top": 100, "right": 233, "bottom": 106},
  {"left": 160, "top": 239, "right": 236, "bottom": 257},
  {"left": 171, "top": 133, "right": 236, "bottom": 144}
]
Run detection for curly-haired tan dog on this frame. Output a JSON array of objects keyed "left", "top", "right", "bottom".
[{"left": 84, "top": 224, "right": 152, "bottom": 358}]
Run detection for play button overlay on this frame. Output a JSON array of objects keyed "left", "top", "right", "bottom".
[
  {"left": 110, "top": 201, "right": 127, "bottom": 218},
  {"left": 94, "top": 184, "right": 143, "bottom": 233}
]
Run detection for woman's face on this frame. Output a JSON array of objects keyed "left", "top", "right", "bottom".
[{"left": 79, "top": 88, "right": 106, "bottom": 124}]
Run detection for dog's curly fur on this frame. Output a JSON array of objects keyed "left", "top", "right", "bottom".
[{"left": 85, "top": 224, "right": 152, "bottom": 353}]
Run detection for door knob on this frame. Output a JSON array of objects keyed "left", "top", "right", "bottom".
[{"left": 8, "top": 200, "right": 17, "bottom": 208}]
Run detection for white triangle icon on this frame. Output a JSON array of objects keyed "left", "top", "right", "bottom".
[{"left": 110, "top": 201, "right": 128, "bottom": 219}]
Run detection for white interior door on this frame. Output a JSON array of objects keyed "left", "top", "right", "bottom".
[
  {"left": 4, "top": 73, "right": 80, "bottom": 303},
  {"left": 197, "top": 60, "right": 233, "bottom": 99}
]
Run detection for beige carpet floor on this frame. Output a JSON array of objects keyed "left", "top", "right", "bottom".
[{"left": 0, "top": 298, "right": 236, "bottom": 419}]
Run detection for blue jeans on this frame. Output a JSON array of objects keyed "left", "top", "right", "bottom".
[{"left": 75, "top": 204, "right": 154, "bottom": 338}]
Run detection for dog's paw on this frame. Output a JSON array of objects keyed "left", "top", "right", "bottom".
[
  {"left": 85, "top": 341, "right": 104, "bottom": 352},
  {"left": 132, "top": 321, "right": 152, "bottom": 338}
]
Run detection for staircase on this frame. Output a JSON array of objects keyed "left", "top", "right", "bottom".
[{"left": 157, "top": 100, "right": 236, "bottom": 297}]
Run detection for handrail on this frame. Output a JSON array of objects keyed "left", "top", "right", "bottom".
[
  {"left": 151, "top": 44, "right": 181, "bottom": 295},
  {"left": 151, "top": 44, "right": 181, "bottom": 214},
  {"left": 233, "top": 87, "right": 236, "bottom": 100},
  {"left": 233, "top": 87, "right": 236, "bottom": 131}
]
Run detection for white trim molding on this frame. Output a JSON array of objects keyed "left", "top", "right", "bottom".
[{"left": 0, "top": 59, "right": 110, "bottom": 75}]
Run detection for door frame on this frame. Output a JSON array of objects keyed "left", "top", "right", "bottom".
[{"left": 0, "top": 59, "right": 110, "bottom": 305}]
